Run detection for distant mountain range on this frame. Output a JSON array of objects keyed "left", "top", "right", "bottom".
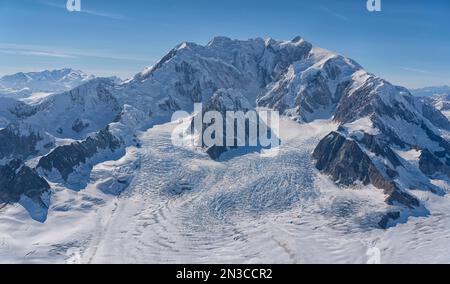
[
  {"left": 0, "top": 68, "right": 96, "bottom": 97},
  {"left": 411, "top": 86, "right": 450, "bottom": 97}
]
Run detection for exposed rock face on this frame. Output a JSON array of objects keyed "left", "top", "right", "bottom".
[
  {"left": 200, "top": 89, "right": 254, "bottom": 148},
  {"left": 72, "top": 118, "right": 90, "bottom": 133},
  {"left": 258, "top": 55, "right": 359, "bottom": 121},
  {"left": 203, "top": 89, "right": 253, "bottom": 114},
  {"left": 257, "top": 36, "right": 313, "bottom": 87},
  {"left": 313, "top": 132, "right": 419, "bottom": 209},
  {"left": 128, "top": 36, "right": 449, "bottom": 222},
  {"left": 192, "top": 89, "right": 277, "bottom": 160},
  {"left": 314, "top": 132, "right": 387, "bottom": 186},
  {"left": 421, "top": 93, "right": 450, "bottom": 121},
  {"left": 37, "top": 129, "right": 122, "bottom": 181},
  {"left": 378, "top": 211, "right": 401, "bottom": 229},
  {"left": 0, "top": 123, "right": 54, "bottom": 162},
  {"left": 0, "top": 160, "right": 50, "bottom": 205},
  {"left": 1, "top": 36, "right": 449, "bottom": 228},
  {"left": 194, "top": 89, "right": 252, "bottom": 160},
  {"left": 304, "top": 66, "right": 450, "bottom": 223},
  {"left": 121, "top": 36, "right": 319, "bottom": 123},
  {"left": 419, "top": 149, "right": 450, "bottom": 178},
  {"left": 418, "top": 99, "right": 450, "bottom": 130}
]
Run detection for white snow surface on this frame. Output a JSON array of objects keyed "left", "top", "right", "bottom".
[
  {"left": 1, "top": 118, "right": 450, "bottom": 264},
  {"left": 2, "top": 37, "right": 450, "bottom": 264}
]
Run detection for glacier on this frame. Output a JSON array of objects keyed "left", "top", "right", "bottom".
[{"left": 1, "top": 36, "right": 450, "bottom": 263}]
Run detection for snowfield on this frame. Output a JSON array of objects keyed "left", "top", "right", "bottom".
[
  {"left": 2, "top": 117, "right": 450, "bottom": 264},
  {"left": 2, "top": 36, "right": 450, "bottom": 264}
]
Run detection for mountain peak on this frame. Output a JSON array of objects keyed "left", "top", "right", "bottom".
[
  {"left": 207, "top": 36, "right": 233, "bottom": 46},
  {"left": 291, "top": 36, "right": 304, "bottom": 43},
  {"left": 177, "top": 41, "right": 199, "bottom": 50}
]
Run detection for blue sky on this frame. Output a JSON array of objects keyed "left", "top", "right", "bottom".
[{"left": 0, "top": 0, "right": 449, "bottom": 88}]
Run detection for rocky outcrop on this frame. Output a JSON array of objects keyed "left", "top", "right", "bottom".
[
  {"left": 421, "top": 93, "right": 450, "bottom": 121},
  {"left": 313, "top": 131, "right": 420, "bottom": 209},
  {"left": 419, "top": 149, "right": 450, "bottom": 178},
  {"left": 1, "top": 36, "right": 449, "bottom": 228},
  {"left": 122, "top": 36, "right": 323, "bottom": 123},
  {"left": 129, "top": 37, "right": 447, "bottom": 220},
  {"left": 194, "top": 89, "right": 251, "bottom": 160},
  {"left": 72, "top": 118, "right": 90, "bottom": 133},
  {"left": 257, "top": 52, "right": 360, "bottom": 122},
  {"left": 418, "top": 99, "right": 450, "bottom": 130},
  {"left": 37, "top": 129, "right": 122, "bottom": 181},
  {"left": 307, "top": 66, "right": 450, "bottom": 218},
  {"left": 0, "top": 160, "right": 50, "bottom": 205},
  {"left": 193, "top": 89, "right": 277, "bottom": 160},
  {"left": 378, "top": 211, "right": 401, "bottom": 229},
  {"left": 0, "top": 123, "right": 54, "bottom": 162}
]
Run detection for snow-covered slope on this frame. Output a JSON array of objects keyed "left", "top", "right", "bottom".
[
  {"left": 412, "top": 87, "right": 450, "bottom": 119},
  {"left": 118, "top": 36, "right": 450, "bottom": 226},
  {"left": 0, "top": 78, "right": 122, "bottom": 140},
  {"left": 418, "top": 92, "right": 450, "bottom": 121},
  {"left": 2, "top": 119, "right": 450, "bottom": 264},
  {"left": 309, "top": 73, "right": 450, "bottom": 226},
  {"left": 118, "top": 37, "right": 314, "bottom": 121},
  {"left": 22, "top": 78, "right": 122, "bottom": 139},
  {"left": 2, "top": 36, "right": 450, "bottom": 263}
]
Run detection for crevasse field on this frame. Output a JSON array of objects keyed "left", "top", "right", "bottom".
[{"left": 1, "top": 117, "right": 450, "bottom": 264}]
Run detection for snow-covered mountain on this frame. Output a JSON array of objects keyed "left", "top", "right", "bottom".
[
  {"left": 2, "top": 36, "right": 450, "bottom": 263},
  {"left": 416, "top": 91, "right": 450, "bottom": 121},
  {"left": 0, "top": 68, "right": 95, "bottom": 98},
  {"left": 0, "top": 78, "right": 122, "bottom": 140},
  {"left": 116, "top": 36, "right": 450, "bottom": 226}
]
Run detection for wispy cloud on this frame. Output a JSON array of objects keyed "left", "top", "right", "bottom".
[
  {"left": 0, "top": 43, "right": 152, "bottom": 62},
  {"left": 40, "top": 0, "right": 127, "bottom": 20},
  {"left": 318, "top": 6, "right": 350, "bottom": 22},
  {"left": 400, "top": 67, "right": 433, "bottom": 75},
  {"left": 0, "top": 48, "right": 75, "bottom": 58}
]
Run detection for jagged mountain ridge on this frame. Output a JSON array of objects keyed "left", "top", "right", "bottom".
[
  {"left": 0, "top": 122, "right": 54, "bottom": 164},
  {"left": 1, "top": 36, "right": 450, "bottom": 228},
  {"left": 128, "top": 36, "right": 449, "bottom": 218},
  {"left": 118, "top": 36, "right": 450, "bottom": 227}
]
